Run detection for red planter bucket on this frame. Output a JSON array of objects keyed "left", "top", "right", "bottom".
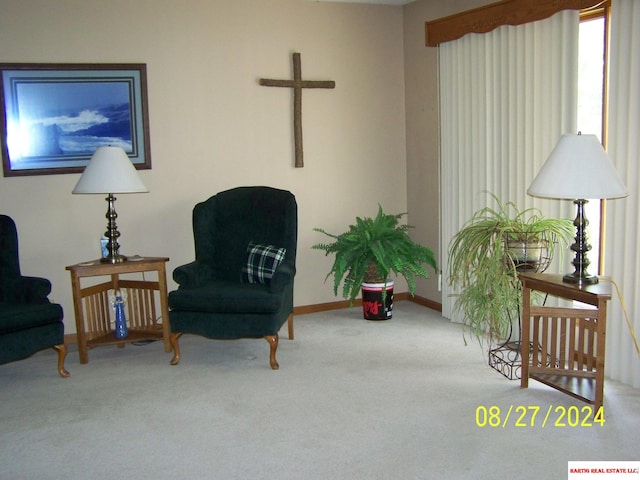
[{"left": 361, "top": 281, "right": 394, "bottom": 320}]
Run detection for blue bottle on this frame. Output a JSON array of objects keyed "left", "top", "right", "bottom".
[{"left": 113, "top": 290, "right": 129, "bottom": 339}]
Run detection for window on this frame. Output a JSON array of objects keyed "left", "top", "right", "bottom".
[{"left": 578, "top": 5, "right": 608, "bottom": 273}]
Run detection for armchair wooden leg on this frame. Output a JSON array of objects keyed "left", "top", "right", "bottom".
[
  {"left": 53, "top": 344, "right": 70, "bottom": 378},
  {"left": 169, "top": 332, "right": 183, "bottom": 365},
  {"left": 287, "top": 314, "right": 294, "bottom": 340},
  {"left": 265, "top": 334, "right": 279, "bottom": 370}
]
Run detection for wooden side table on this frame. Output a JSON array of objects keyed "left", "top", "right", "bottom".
[
  {"left": 519, "top": 273, "right": 611, "bottom": 412},
  {"left": 66, "top": 256, "right": 171, "bottom": 364}
]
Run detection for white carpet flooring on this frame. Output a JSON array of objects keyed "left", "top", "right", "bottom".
[{"left": 1, "top": 301, "right": 638, "bottom": 479}]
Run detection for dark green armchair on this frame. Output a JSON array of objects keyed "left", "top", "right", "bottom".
[
  {"left": 168, "top": 186, "right": 297, "bottom": 369},
  {"left": 0, "top": 214, "right": 68, "bottom": 377}
]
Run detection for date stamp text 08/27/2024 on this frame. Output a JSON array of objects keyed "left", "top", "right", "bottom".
[{"left": 475, "top": 405, "right": 605, "bottom": 428}]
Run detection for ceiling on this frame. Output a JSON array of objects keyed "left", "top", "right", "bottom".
[{"left": 311, "top": 0, "right": 415, "bottom": 5}]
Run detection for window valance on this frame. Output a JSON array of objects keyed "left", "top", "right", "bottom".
[{"left": 425, "top": 0, "right": 606, "bottom": 46}]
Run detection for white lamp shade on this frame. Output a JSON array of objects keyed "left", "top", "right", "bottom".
[
  {"left": 72, "top": 146, "right": 149, "bottom": 194},
  {"left": 528, "top": 134, "right": 628, "bottom": 200}
]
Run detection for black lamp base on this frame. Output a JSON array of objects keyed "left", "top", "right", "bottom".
[
  {"left": 563, "top": 199, "right": 598, "bottom": 285},
  {"left": 563, "top": 272, "right": 598, "bottom": 285}
]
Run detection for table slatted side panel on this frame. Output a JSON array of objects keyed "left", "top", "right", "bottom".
[
  {"left": 119, "top": 280, "right": 162, "bottom": 331},
  {"left": 79, "top": 280, "right": 163, "bottom": 339},
  {"left": 80, "top": 282, "right": 112, "bottom": 341},
  {"left": 529, "top": 306, "right": 599, "bottom": 375}
]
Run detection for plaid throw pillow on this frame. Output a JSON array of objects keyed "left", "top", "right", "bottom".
[{"left": 242, "top": 242, "right": 287, "bottom": 285}]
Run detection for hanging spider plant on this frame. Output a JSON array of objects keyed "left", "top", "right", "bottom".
[{"left": 448, "top": 193, "right": 574, "bottom": 344}]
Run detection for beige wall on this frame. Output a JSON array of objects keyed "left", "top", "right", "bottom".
[{"left": 0, "top": 0, "right": 491, "bottom": 334}]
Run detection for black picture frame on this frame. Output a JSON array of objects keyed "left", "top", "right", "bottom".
[{"left": 1, "top": 63, "right": 151, "bottom": 177}]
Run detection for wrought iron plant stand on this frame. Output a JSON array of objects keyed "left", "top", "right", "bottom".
[{"left": 488, "top": 234, "right": 553, "bottom": 380}]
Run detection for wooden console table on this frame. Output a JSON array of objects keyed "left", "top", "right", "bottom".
[
  {"left": 66, "top": 257, "right": 171, "bottom": 363},
  {"left": 519, "top": 273, "right": 611, "bottom": 412}
]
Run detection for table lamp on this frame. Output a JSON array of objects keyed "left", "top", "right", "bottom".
[
  {"left": 527, "top": 133, "right": 628, "bottom": 285},
  {"left": 72, "top": 146, "right": 149, "bottom": 263}
]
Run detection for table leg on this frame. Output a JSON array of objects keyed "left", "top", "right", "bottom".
[
  {"left": 157, "top": 264, "right": 171, "bottom": 353},
  {"left": 520, "top": 286, "right": 531, "bottom": 388},
  {"left": 69, "top": 273, "right": 89, "bottom": 364}
]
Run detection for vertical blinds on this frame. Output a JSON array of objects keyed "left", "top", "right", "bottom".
[
  {"left": 605, "top": 0, "right": 640, "bottom": 388},
  {"left": 439, "top": 10, "right": 579, "bottom": 322}
]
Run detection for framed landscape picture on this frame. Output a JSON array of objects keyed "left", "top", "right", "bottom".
[{"left": 1, "top": 63, "right": 151, "bottom": 176}]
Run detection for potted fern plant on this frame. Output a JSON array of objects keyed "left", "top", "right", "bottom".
[
  {"left": 313, "top": 206, "right": 438, "bottom": 320},
  {"left": 448, "top": 193, "right": 574, "bottom": 344}
]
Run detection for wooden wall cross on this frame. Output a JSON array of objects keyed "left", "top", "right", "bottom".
[{"left": 259, "top": 52, "right": 335, "bottom": 168}]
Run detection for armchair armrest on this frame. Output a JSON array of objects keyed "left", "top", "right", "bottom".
[
  {"left": 1, "top": 276, "right": 52, "bottom": 304},
  {"left": 269, "top": 262, "right": 296, "bottom": 293},
  {"left": 173, "top": 261, "right": 213, "bottom": 288}
]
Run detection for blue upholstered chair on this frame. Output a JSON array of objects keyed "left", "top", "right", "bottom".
[
  {"left": 168, "top": 187, "right": 297, "bottom": 369},
  {"left": 0, "top": 214, "right": 69, "bottom": 377}
]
